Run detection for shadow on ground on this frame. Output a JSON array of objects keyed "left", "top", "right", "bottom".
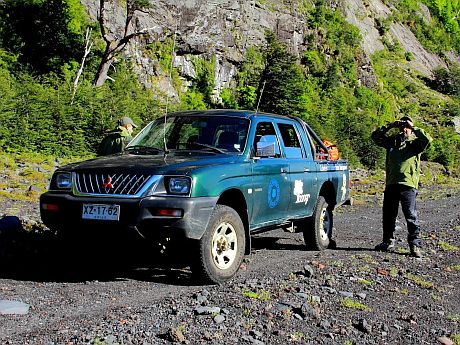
[
  {"left": 1, "top": 220, "right": 314, "bottom": 285},
  {"left": 0, "top": 238, "right": 202, "bottom": 285},
  {"left": 250, "top": 235, "right": 306, "bottom": 251},
  {"left": 250, "top": 235, "right": 380, "bottom": 253},
  {"left": 0, "top": 216, "right": 199, "bottom": 285},
  {"left": 0, "top": 238, "right": 197, "bottom": 285}
]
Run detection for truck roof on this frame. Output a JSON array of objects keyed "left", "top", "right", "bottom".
[{"left": 167, "top": 109, "right": 297, "bottom": 121}]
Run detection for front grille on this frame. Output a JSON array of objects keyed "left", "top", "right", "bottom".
[{"left": 74, "top": 172, "right": 152, "bottom": 196}]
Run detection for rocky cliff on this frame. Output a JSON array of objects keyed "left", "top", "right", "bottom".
[{"left": 80, "top": 0, "right": 456, "bottom": 100}]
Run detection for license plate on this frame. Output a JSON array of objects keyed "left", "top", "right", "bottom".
[{"left": 82, "top": 204, "right": 120, "bottom": 221}]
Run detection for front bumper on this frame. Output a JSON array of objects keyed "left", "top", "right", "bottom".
[{"left": 40, "top": 192, "right": 218, "bottom": 240}]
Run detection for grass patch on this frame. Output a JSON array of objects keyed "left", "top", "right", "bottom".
[
  {"left": 455, "top": 226, "right": 460, "bottom": 232},
  {"left": 0, "top": 151, "right": 88, "bottom": 203},
  {"left": 289, "top": 331, "right": 308, "bottom": 342},
  {"left": 358, "top": 265, "right": 372, "bottom": 273},
  {"left": 241, "top": 307, "right": 252, "bottom": 317},
  {"left": 389, "top": 266, "right": 399, "bottom": 277},
  {"left": 447, "top": 314, "right": 460, "bottom": 322},
  {"left": 430, "top": 293, "right": 442, "bottom": 301},
  {"left": 241, "top": 289, "right": 271, "bottom": 301},
  {"left": 0, "top": 155, "right": 18, "bottom": 171},
  {"left": 400, "top": 288, "right": 409, "bottom": 295},
  {"left": 358, "top": 254, "right": 378, "bottom": 264},
  {"left": 340, "top": 297, "right": 372, "bottom": 312},
  {"left": 288, "top": 272, "right": 298, "bottom": 281},
  {"left": 357, "top": 278, "right": 375, "bottom": 286},
  {"left": 405, "top": 273, "right": 434, "bottom": 289},
  {"left": 330, "top": 260, "right": 344, "bottom": 267},
  {"left": 93, "top": 337, "right": 119, "bottom": 345},
  {"left": 438, "top": 241, "right": 459, "bottom": 251},
  {"left": 396, "top": 248, "right": 410, "bottom": 254},
  {"left": 452, "top": 265, "right": 460, "bottom": 271},
  {"left": 0, "top": 190, "right": 40, "bottom": 202},
  {"left": 452, "top": 334, "right": 460, "bottom": 345}
]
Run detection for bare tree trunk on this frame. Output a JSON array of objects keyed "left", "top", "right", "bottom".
[
  {"left": 72, "top": 28, "right": 92, "bottom": 102},
  {"left": 93, "top": 44, "right": 116, "bottom": 87},
  {"left": 93, "top": 0, "right": 154, "bottom": 87}
]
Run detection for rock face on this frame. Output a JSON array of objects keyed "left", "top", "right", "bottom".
[
  {"left": 343, "top": 0, "right": 447, "bottom": 77},
  {"left": 342, "top": 0, "right": 386, "bottom": 56},
  {"left": 80, "top": 0, "right": 453, "bottom": 98},
  {"left": 453, "top": 117, "right": 460, "bottom": 135},
  {"left": 81, "top": 0, "right": 310, "bottom": 99},
  {"left": 389, "top": 22, "right": 447, "bottom": 76}
]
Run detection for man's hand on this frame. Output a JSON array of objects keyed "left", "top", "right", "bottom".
[
  {"left": 393, "top": 120, "right": 413, "bottom": 129},
  {"left": 405, "top": 119, "right": 414, "bottom": 129}
]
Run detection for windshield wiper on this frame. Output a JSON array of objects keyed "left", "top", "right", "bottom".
[
  {"left": 125, "top": 145, "right": 166, "bottom": 154},
  {"left": 187, "top": 142, "right": 226, "bottom": 154}
]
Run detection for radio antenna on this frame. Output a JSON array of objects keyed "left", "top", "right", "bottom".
[
  {"left": 163, "top": 13, "right": 179, "bottom": 154},
  {"left": 255, "top": 80, "right": 266, "bottom": 114}
]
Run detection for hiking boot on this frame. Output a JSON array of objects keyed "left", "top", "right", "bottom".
[
  {"left": 410, "top": 246, "right": 422, "bottom": 258},
  {"left": 374, "top": 240, "right": 395, "bottom": 252}
]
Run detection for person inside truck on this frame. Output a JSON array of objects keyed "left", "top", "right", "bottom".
[
  {"left": 97, "top": 116, "right": 138, "bottom": 156},
  {"left": 371, "top": 115, "right": 432, "bottom": 258}
]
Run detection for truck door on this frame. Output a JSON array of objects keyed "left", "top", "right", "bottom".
[
  {"left": 250, "top": 121, "right": 291, "bottom": 227},
  {"left": 277, "top": 121, "right": 317, "bottom": 218}
]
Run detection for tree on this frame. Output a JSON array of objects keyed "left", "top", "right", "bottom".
[
  {"left": 93, "top": 0, "right": 154, "bottom": 87},
  {"left": 0, "top": 0, "right": 83, "bottom": 75},
  {"left": 428, "top": 0, "right": 460, "bottom": 32},
  {"left": 432, "top": 65, "right": 460, "bottom": 96},
  {"left": 258, "top": 32, "right": 307, "bottom": 116}
]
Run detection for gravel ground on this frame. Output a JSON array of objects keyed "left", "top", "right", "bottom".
[{"left": 0, "top": 189, "right": 459, "bottom": 345}]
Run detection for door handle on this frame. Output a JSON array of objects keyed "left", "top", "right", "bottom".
[
  {"left": 281, "top": 168, "right": 287, "bottom": 173},
  {"left": 304, "top": 168, "right": 310, "bottom": 172}
]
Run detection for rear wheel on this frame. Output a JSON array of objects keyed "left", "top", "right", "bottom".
[
  {"left": 303, "top": 196, "right": 333, "bottom": 250},
  {"left": 192, "top": 205, "right": 245, "bottom": 284}
]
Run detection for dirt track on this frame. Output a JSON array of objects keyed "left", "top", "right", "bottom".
[{"left": 1, "top": 189, "right": 459, "bottom": 344}]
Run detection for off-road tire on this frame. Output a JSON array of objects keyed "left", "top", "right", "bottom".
[
  {"left": 303, "top": 196, "right": 333, "bottom": 250},
  {"left": 192, "top": 204, "right": 245, "bottom": 284}
]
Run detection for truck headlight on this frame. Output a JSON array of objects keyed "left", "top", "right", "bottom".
[
  {"left": 51, "top": 172, "right": 72, "bottom": 190},
  {"left": 167, "top": 177, "right": 191, "bottom": 195}
]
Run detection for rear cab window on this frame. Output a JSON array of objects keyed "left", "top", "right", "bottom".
[{"left": 277, "top": 122, "right": 304, "bottom": 159}]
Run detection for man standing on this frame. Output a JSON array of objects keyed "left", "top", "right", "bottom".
[
  {"left": 371, "top": 116, "right": 432, "bottom": 257},
  {"left": 97, "top": 116, "right": 138, "bottom": 156}
]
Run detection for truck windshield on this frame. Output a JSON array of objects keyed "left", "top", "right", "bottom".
[{"left": 128, "top": 115, "right": 250, "bottom": 154}]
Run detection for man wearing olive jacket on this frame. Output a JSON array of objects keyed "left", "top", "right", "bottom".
[
  {"left": 97, "top": 116, "right": 138, "bottom": 156},
  {"left": 371, "top": 116, "right": 433, "bottom": 258}
]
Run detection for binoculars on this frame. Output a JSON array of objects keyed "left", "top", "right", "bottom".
[{"left": 394, "top": 120, "right": 411, "bottom": 129}]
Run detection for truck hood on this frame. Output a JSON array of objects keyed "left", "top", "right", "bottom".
[{"left": 60, "top": 151, "right": 242, "bottom": 175}]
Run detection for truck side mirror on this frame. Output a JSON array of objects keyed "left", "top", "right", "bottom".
[{"left": 255, "top": 135, "right": 278, "bottom": 157}]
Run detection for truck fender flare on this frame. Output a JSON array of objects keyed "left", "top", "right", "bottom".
[{"left": 216, "top": 188, "right": 250, "bottom": 254}]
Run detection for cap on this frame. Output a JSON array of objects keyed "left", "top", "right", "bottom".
[
  {"left": 118, "top": 116, "right": 138, "bottom": 128},
  {"left": 400, "top": 115, "right": 413, "bottom": 124}
]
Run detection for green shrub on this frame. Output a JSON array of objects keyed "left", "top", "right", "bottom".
[{"left": 3, "top": 62, "right": 160, "bottom": 156}]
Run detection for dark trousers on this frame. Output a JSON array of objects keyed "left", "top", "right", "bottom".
[{"left": 382, "top": 184, "right": 421, "bottom": 247}]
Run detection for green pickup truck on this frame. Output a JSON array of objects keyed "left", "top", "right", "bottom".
[{"left": 40, "top": 110, "right": 350, "bottom": 283}]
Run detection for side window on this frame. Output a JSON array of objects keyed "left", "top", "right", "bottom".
[
  {"left": 277, "top": 123, "right": 303, "bottom": 159},
  {"left": 254, "top": 122, "right": 281, "bottom": 158}
]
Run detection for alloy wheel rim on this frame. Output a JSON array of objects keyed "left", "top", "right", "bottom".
[
  {"left": 211, "top": 221, "right": 238, "bottom": 270},
  {"left": 319, "top": 207, "right": 331, "bottom": 242}
]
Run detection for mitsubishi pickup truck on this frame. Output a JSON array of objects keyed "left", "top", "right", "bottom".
[{"left": 40, "top": 109, "right": 350, "bottom": 284}]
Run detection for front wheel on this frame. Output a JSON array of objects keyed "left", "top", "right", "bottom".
[
  {"left": 192, "top": 205, "right": 245, "bottom": 284},
  {"left": 303, "top": 196, "right": 333, "bottom": 250}
]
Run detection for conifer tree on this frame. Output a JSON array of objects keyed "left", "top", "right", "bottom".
[{"left": 258, "top": 31, "right": 307, "bottom": 116}]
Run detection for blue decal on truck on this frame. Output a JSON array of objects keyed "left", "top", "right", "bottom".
[{"left": 268, "top": 178, "right": 280, "bottom": 208}]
